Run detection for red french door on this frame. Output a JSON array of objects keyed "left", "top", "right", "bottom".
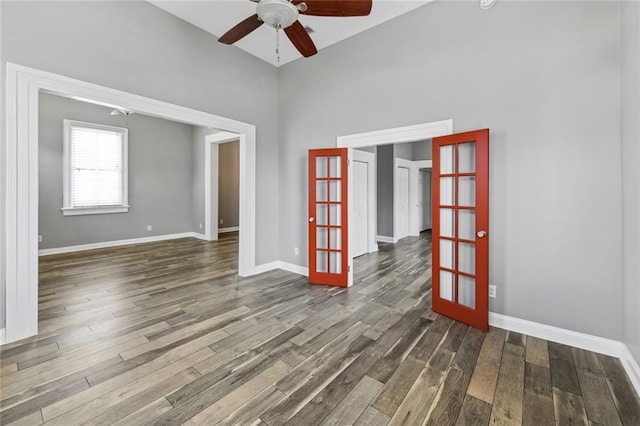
[
  {"left": 308, "top": 148, "right": 349, "bottom": 287},
  {"left": 432, "top": 129, "right": 489, "bottom": 331}
]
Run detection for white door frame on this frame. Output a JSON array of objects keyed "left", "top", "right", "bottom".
[
  {"left": 4, "top": 63, "right": 257, "bottom": 343},
  {"left": 351, "top": 149, "right": 377, "bottom": 255},
  {"left": 418, "top": 168, "right": 432, "bottom": 231},
  {"left": 410, "top": 160, "right": 433, "bottom": 236},
  {"left": 337, "top": 119, "right": 453, "bottom": 286},
  {"left": 205, "top": 132, "right": 240, "bottom": 241},
  {"left": 394, "top": 158, "right": 412, "bottom": 241}
]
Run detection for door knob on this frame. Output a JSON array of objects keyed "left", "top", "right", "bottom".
[
  {"left": 309, "top": 217, "right": 315, "bottom": 223},
  {"left": 477, "top": 230, "right": 487, "bottom": 238}
]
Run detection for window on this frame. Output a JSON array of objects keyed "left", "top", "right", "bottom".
[{"left": 62, "top": 120, "right": 129, "bottom": 215}]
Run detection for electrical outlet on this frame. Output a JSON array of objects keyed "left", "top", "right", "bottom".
[
  {"left": 147, "top": 225, "right": 152, "bottom": 231},
  {"left": 489, "top": 285, "right": 497, "bottom": 299},
  {"left": 294, "top": 246, "right": 299, "bottom": 256},
  {"left": 38, "top": 235, "right": 43, "bottom": 243},
  {"left": 199, "top": 223, "right": 203, "bottom": 229},
  {"left": 220, "top": 219, "right": 224, "bottom": 225}
]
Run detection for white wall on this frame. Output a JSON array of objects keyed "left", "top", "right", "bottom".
[
  {"left": 278, "top": 1, "right": 623, "bottom": 340},
  {"left": 622, "top": 1, "right": 640, "bottom": 362},
  {"left": 1, "top": 0, "right": 280, "bottom": 329}
]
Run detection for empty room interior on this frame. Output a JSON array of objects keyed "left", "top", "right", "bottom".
[{"left": 2, "top": 0, "right": 640, "bottom": 425}]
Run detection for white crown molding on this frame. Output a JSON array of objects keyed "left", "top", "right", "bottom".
[{"left": 336, "top": 119, "right": 453, "bottom": 149}]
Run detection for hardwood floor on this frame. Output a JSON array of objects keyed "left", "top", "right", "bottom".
[{"left": 1, "top": 232, "right": 639, "bottom": 425}]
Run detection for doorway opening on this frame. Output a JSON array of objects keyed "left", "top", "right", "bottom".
[
  {"left": 4, "top": 63, "right": 258, "bottom": 343},
  {"left": 336, "top": 120, "right": 453, "bottom": 287},
  {"left": 205, "top": 132, "right": 241, "bottom": 241}
]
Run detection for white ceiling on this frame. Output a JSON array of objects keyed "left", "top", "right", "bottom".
[{"left": 148, "top": 0, "right": 431, "bottom": 67}]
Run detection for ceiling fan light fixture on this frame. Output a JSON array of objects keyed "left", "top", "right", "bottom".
[{"left": 257, "top": 0, "right": 299, "bottom": 29}]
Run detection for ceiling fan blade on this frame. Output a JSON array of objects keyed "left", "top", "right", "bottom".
[
  {"left": 284, "top": 20, "right": 318, "bottom": 57},
  {"left": 295, "top": 0, "right": 372, "bottom": 17},
  {"left": 218, "top": 14, "right": 264, "bottom": 45}
]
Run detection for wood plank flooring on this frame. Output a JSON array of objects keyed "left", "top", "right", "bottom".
[{"left": 1, "top": 232, "right": 639, "bottom": 425}]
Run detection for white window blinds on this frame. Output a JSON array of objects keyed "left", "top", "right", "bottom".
[{"left": 64, "top": 121, "right": 128, "bottom": 211}]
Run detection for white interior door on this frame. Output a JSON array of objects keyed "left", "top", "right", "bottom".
[
  {"left": 352, "top": 160, "right": 368, "bottom": 258},
  {"left": 419, "top": 169, "right": 432, "bottom": 230},
  {"left": 397, "top": 167, "right": 410, "bottom": 240}
]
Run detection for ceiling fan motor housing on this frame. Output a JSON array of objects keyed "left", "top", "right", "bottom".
[{"left": 257, "top": 0, "right": 299, "bottom": 29}]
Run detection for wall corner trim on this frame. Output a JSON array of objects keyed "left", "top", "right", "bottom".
[
  {"left": 219, "top": 227, "right": 240, "bottom": 234},
  {"left": 254, "top": 261, "right": 280, "bottom": 275},
  {"left": 620, "top": 344, "right": 640, "bottom": 397},
  {"left": 376, "top": 235, "right": 397, "bottom": 244},
  {"left": 489, "top": 312, "right": 640, "bottom": 396},
  {"left": 278, "top": 262, "right": 309, "bottom": 277},
  {"left": 253, "top": 261, "right": 309, "bottom": 277}
]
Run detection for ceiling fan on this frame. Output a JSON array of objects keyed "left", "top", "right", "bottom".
[{"left": 218, "top": 0, "right": 373, "bottom": 59}]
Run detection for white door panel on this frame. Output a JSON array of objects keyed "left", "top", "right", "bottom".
[{"left": 352, "top": 161, "right": 368, "bottom": 258}]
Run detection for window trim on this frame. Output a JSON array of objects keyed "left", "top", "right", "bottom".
[{"left": 62, "top": 119, "right": 129, "bottom": 216}]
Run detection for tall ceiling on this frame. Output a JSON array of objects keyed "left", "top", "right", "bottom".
[{"left": 148, "top": 0, "right": 432, "bottom": 66}]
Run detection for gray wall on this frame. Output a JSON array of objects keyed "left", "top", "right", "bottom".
[
  {"left": 39, "top": 93, "right": 195, "bottom": 248},
  {"left": 278, "top": 1, "right": 623, "bottom": 340},
  {"left": 622, "top": 1, "right": 640, "bottom": 362},
  {"left": 219, "top": 140, "right": 239, "bottom": 228},
  {"left": 412, "top": 140, "right": 432, "bottom": 161},
  {"left": 376, "top": 145, "right": 394, "bottom": 237},
  {"left": 355, "top": 146, "right": 376, "bottom": 154},
  {"left": 394, "top": 143, "right": 413, "bottom": 161},
  {"left": 1, "top": 0, "right": 281, "bottom": 327}
]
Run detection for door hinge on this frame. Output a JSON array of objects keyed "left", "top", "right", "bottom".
[{"left": 348, "top": 265, "right": 351, "bottom": 272}]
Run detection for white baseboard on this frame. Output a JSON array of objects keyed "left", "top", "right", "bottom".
[
  {"left": 377, "top": 235, "right": 396, "bottom": 244},
  {"left": 0, "top": 328, "right": 5, "bottom": 345},
  {"left": 620, "top": 345, "right": 640, "bottom": 397},
  {"left": 253, "top": 261, "right": 309, "bottom": 277},
  {"left": 254, "top": 261, "right": 280, "bottom": 275},
  {"left": 489, "top": 312, "right": 640, "bottom": 396},
  {"left": 39, "top": 232, "right": 202, "bottom": 256},
  {"left": 278, "top": 261, "right": 309, "bottom": 277},
  {"left": 219, "top": 226, "right": 239, "bottom": 234},
  {"left": 191, "top": 232, "right": 208, "bottom": 241},
  {"left": 489, "top": 312, "right": 621, "bottom": 357}
]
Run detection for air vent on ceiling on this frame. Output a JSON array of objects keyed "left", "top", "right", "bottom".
[{"left": 304, "top": 26, "right": 315, "bottom": 34}]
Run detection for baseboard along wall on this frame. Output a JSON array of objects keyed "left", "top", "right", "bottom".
[
  {"left": 219, "top": 226, "right": 240, "bottom": 234},
  {"left": 38, "top": 232, "right": 206, "bottom": 256},
  {"left": 376, "top": 235, "right": 396, "bottom": 244}
]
